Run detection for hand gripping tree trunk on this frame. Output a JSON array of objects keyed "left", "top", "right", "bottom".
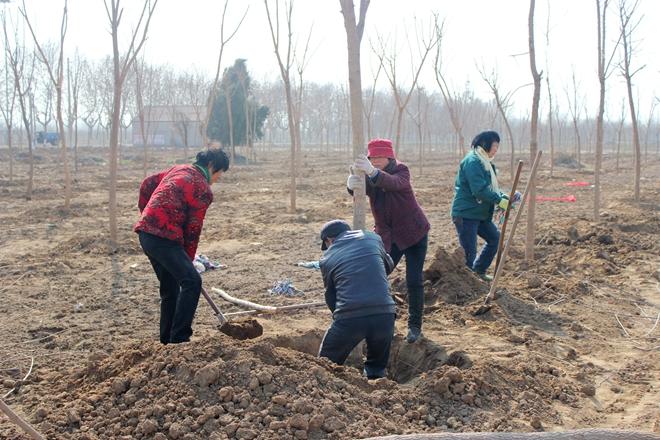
[
  {"left": 526, "top": 0, "right": 542, "bottom": 262},
  {"left": 339, "top": 0, "right": 369, "bottom": 230}
]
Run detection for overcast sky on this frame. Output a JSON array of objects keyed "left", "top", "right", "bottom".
[{"left": 4, "top": 0, "right": 660, "bottom": 120}]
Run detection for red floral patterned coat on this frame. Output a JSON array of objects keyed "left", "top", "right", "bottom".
[{"left": 134, "top": 165, "right": 213, "bottom": 260}]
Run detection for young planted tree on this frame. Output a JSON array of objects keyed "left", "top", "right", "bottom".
[
  {"left": 594, "top": 0, "right": 620, "bottom": 219},
  {"left": 22, "top": 0, "right": 72, "bottom": 209},
  {"left": 544, "top": 3, "right": 555, "bottom": 178},
  {"left": 66, "top": 52, "right": 83, "bottom": 174},
  {"left": 34, "top": 66, "right": 54, "bottom": 146},
  {"left": 133, "top": 58, "right": 160, "bottom": 176},
  {"left": 477, "top": 65, "right": 521, "bottom": 180},
  {"left": 264, "top": 0, "right": 298, "bottom": 212},
  {"left": 0, "top": 16, "right": 16, "bottom": 182},
  {"left": 292, "top": 27, "right": 313, "bottom": 176},
  {"left": 565, "top": 70, "right": 583, "bottom": 167},
  {"left": 433, "top": 19, "right": 468, "bottom": 159},
  {"left": 182, "top": 70, "right": 210, "bottom": 150},
  {"left": 374, "top": 16, "right": 439, "bottom": 152},
  {"left": 203, "top": 0, "right": 247, "bottom": 147},
  {"left": 104, "top": 0, "right": 158, "bottom": 251},
  {"left": 615, "top": 99, "right": 626, "bottom": 173},
  {"left": 80, "top": 59, "right": 100, "bottom": 146},
  {"left": 526, "top": 0, "right": 542, "bottom": 262},
  {"left": 207, "top": 59, "right": 269, "bottom": 154},
  {"left": 642, "top": 99, "right": 656, "bottom": 161},
  {"left": 404, "top": 85, "right": 430, "bottom": 177},
  {"left": 3, "top": 13, "right": 36, "bottom": 198},
  {"left": 362, "top": 57, "right": 382, "bottom": 142},
  {"left": 618, "top": 0, "right": 643, "bottom": 201}
]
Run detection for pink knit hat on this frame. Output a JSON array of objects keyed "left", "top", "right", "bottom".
[{"left": 367, "top": 139, "right": 395, "bottom": 158}]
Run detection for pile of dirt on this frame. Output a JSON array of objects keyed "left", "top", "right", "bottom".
[
  {"left": 423, "top": 247, "right": 489, "bottom": 305},
  {"left": 553, "top": 154, "right": 584, "bottom": 169},
  {"left": 503, "top": 213, "right": 660, "bottom": 305},
  {"left": 2, "top": 329, "right": 593, "bottom": 439}
]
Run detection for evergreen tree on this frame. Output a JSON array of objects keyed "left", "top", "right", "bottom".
[{"left": 207, "top": 59, "right": 269, "bottom": 148}]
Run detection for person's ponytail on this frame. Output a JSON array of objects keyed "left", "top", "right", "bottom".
[{"left": 195, "top": 148, "right": 230, "bottom": 173}]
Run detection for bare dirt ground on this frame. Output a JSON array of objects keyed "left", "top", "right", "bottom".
[{"left": 0, "top": 146, "right": 658, "bottom": 439}]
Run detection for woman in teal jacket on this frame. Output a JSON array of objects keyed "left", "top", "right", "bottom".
[{"left": 451, "top": 131, "right": 509, "bottom": 281}]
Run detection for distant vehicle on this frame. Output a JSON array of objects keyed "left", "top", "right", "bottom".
[{"left": 36, "top": 131, "right": 60, "bottom": 146}]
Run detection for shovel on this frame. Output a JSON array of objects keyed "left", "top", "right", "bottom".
[
  {"left": 200, "top": 287, "right": 263, "bottom": 340},
  {"left": 473, "top": 151, "right": 542, "bottom": 316}
]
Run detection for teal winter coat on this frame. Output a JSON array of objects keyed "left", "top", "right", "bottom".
[{"left": 451, "top": 151, "right": 504, "bottom": 221}]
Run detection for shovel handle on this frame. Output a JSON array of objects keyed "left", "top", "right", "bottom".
[
  {"left": 495, "top": 161, "right": 524, "bottom": 272},
  {"left": 485, "top": 151, "right": 542, "bottom": 304},
  {"left": 201, "top": 287, "right": 227, "bottom": 326}
]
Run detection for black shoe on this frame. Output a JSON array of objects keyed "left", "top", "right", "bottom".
[
  {"left": 476, "top": 272, "right": 493, "bottom": 282},
  {"left": 406, "top": 327, "right": 422, "bottom": 343}
]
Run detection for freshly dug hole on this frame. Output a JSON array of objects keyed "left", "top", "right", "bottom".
[{"left": 267, "top": 330, "right": 460, "bottom": 384}]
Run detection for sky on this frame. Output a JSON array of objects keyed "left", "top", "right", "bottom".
[{"left": 3, "top": 0, "right": 660, "bottom": 120}]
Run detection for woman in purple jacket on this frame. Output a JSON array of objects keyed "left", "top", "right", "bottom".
[{"left": 348, "top": 139, "right": 430, "bottom": 343}]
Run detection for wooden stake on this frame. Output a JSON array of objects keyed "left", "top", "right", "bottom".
[
  {"left": 0, "top": 398, "right": 44, "bottom": 440},
  {"left": 484, "top": 150, "right": 542, "bottom": 304},
  {"left": 495, "top": 160, "right": 524, "bottom": 272}
]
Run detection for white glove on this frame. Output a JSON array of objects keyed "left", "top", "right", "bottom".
[
  {"left": 354, "top": 156, "right": 377, "bottom": 177},
  {"left": 347, "top": 174, "right": 361, "bottom": 190}
]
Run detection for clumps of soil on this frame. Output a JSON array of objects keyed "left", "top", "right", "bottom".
[
  {"left": 423, "top": 247, "right": 489, "bottom": 305},
  {"left": 504, "top": 213, "right": 659, "bottom": 306},
  {"left": 16, "top": 336, "right": 459, "bottom": 439},
  {"left": 4, "top": 330, "right": 591, "bottom": 439},
  {"left": 219, "top": 319, "right": 263, "bottom": 340}
]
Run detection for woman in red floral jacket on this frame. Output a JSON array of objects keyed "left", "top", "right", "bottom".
[{"left": 134, "top": 149, "right": 229, "bottom": 344}]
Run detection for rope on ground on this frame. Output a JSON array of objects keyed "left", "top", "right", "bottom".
[{"left": 2, "top": 357, "right": 34, "bottom": 399}]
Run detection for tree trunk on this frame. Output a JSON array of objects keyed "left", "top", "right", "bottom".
[
  {"left": 593, "top": 0, "right": 607, "bottom": 220},
  {"left": 109, "top": 81, "right": 121, "bottom": 251},
  {"left": 626, "top": 78, "right": 641, "bottom": 200},
  {"left": 56, "top": 88, "right": 71, "bottom": 210},
  {"left": 546, "top": 77, "right": 554, "bottom": 178},
  {"left": 526, "top": 0, "right": 541, "bottom": 262},
  {"left": 8, "top": 128, "right": 13, "bottom": 182},
  {"left": 224, "top": 81, "right": 235, "bottom": 163},
  {"left": 340, "top": 0, "right": 368, "bottom": 230}
]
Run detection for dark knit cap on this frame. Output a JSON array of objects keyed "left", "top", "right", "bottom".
[
  {"left": 319, "top": 219, "right": 351, "bottom": 250},
  {"left": 471, "top": 131, "right": 501, "bottom": 152}
]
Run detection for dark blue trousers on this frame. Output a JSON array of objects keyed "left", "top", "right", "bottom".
[
  {"left": 139, "top": 232, "right": 202, "bottom": 344},
  {"left": 452, "top": 217, "right": 500, "bottom": 274},
  {"left": 390, "top": 234, "right": 428, "bottom": 330},
  {"left": 319, "top": 313, "right": 396, "bottom": 379}
]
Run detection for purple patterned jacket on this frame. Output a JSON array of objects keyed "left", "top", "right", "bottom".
[{"left": 365, "top": 161, "right": 430, "bottom": 252}]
